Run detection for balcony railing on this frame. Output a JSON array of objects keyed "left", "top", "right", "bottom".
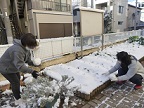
[{"left": 28, "top": 0, "right": 71, "bottom": 12}]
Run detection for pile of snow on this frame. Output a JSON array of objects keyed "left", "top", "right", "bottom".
[
  {"left": 20, "top": 75, "right": 78, "bottom": 107},
  {"left": 43, "top": 42, "right": 144, "bottom": 94},
  {"left": 32, "top": 58, "right": 41, "bottom": 66}
]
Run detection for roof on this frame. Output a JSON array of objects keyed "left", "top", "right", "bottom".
[
  {"left": 74, "top": 6, "right": 104, "bottom": 13},
  {"left": 128, "top": 4, "right": 142, "bottom": 10}
]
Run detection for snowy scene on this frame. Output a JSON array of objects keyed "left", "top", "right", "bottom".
[
  {"left": 1, "top": 41, "right": 144, "bottom": 108},
  {"left": 1, "top": 0, "right": 144, "bottom": 108}
]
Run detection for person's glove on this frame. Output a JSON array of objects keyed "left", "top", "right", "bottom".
[
  {"left": 102, "top": 71, "right": 110, "bottom": 76},
  {"left": 32, "top": 71, "right": 39, "bottom": 79},
  {"left": 109, "top": 74, "right": 118, "bottom": 81}
]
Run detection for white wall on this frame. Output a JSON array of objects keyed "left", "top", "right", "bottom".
[{"left": 80, "top": 10, "right": 103, "bottom": 36}]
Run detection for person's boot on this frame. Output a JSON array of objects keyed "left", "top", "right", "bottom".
[{"left": 134, "top": 85, "right": 142, "bottom": 90}]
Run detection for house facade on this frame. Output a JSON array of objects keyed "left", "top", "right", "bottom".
[
  {"left": 27, "top": 0, "right": 73, "bottom": 39},
  {"left": 95, "top": 0, "right": 128, "bottom": 33},
  {"left": 0, "top": 0, "right": 73, "bottom": 43},
  {"left": 127, "top": 4, "right": 141, "bottom": 30},
  {"left": 129, "top": 0, "right": 144, "bottom": 22}
]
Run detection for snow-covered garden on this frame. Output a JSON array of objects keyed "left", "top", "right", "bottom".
[{"left": 1, "top": 40, "right": 144, "bottom": 108}]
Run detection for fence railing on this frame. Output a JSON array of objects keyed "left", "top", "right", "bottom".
[
  {"left": 74, "top": 30, "right": 143, "bottom": 52},
  {"left": 0, "top": 30, "right": 143, "bottom": 61},
  {"left": 104, "top": 30, "right": 142, "bottom": 45},
  {"left": 28, "top": 0, "right": 71, "bottom": 12},
  {"left": 0, "top": 37, "right": 74, "bottom": 61},
  {"left": 74, "top": 35, "right": 102, "bottom": 51},
  {"left": 34, "top": 37, "right": 74, "bottom": 61}
]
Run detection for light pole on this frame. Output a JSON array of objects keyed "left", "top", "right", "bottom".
[{"left": 134, "top": 0, "right": 138, "bottom": 30}]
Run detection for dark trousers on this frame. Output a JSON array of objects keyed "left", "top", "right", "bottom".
[
  {"left": 118, "top": 68, "right": 143, "bottom": 86},
  {"left": 2, "top": 73, "right": 21, "bottom": 100}
]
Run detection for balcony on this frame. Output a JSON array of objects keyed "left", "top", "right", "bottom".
[{"left": 28, "top": 0, "right": 71, "bottom": 12}]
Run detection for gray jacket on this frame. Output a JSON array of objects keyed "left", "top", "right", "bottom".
[
  {"left": 108, "top": 56, "right": 144, "bottom": 81},
  {"left": 0, "top": 39, "right": 34, "bottom": 74}
]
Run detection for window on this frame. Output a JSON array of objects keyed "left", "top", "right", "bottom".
[
  {"left": 142, "top": 2, "right": 144, "bottom": 7},
  {"left": 137, "top": 11, "right": 140, "bottom": 15},
  {"left": 118, "top": 21, "right": 123, "bottom": 25},
  {"left": 119, "top": 6, "right": 124, "bottom": 14}
]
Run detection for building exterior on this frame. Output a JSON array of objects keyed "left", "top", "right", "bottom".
[
  {"left": 95, "top": 0, "right": 128, "bottom": 33},
  {"left": 129, "top": 0, "right": 144, "bottom": 22},
  {"left": 129, "top": 0, "right": 144, "bottom": 29},
  {"left": 127, "top": 4, "right": 141, "bottom": 30},
  {"left": 73, "top": 6, "right": 104, "bottom": 36},
  {"left": 0, "top": 0, "right": 73, "bottom": 43}
]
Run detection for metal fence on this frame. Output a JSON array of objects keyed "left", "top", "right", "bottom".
[
  {"left": 0, "top": 30, "right": 143, "bottom": 61},
  {"left": 0, "top": 37, "right": 74, "bottom": 61},
  {"left": 104, "top": 30, "right": 142, "bottom": 45},
  {"left": 74, "top": 30, "right": 143, "bottom": 52},
  {"left": 33, "top": 37, "right": 74, "bottom": 61},
  {"left": 74, "top": 35, "right": 102, "bottom": 51}
]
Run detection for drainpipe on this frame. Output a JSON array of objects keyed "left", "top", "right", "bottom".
[{"left": 1, "top": 0, "right": 13, "bottom": 44}]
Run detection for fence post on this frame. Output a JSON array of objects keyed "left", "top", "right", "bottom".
[
  {"left": 102, "top": 34, "right": 104, "bottom": 50},
  {"left": 80, "top": 35, "right": 83, "bottom": 58},
  {"left": 74, "top": 37, "right": 77, "bottom": 53},
  {"left": 91, "top": 36, "right": 94, "bottom": 47}
]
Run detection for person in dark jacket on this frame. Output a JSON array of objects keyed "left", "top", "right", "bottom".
[
  {"left": 103, "top": 51, "right": 144, "bottom": 89},
  {"left": 0, "top": 33, "right": 39, "bottom": 102}
]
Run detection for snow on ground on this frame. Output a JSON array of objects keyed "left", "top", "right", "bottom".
[
  {"left": 1, "top": 41, "right": 144, "bottom": 108},
  {"left": 44, "top": 42, "right": 144, "bottom": 94}
]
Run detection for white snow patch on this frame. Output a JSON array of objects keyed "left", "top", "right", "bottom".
[
  {"left": 23, "top": 76, "right": 34, "bottom": 84},
  {"left": 44, "top": 69, "right": 62, "bottom": 81},
  {"left": 43, "top": 42, "right": 144, "bottom": 94},
  {"left": 0, "top": 80, "right": 10, "bottom": 86},
  {"left": 33, "top": 58, "right": 41, "bottom": 66},
  {"left": 2, "top": 89, "right": 12, "bottom": 95}
]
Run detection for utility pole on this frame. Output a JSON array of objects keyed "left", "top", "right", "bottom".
[
  {"left": 134, "top": 0, "right": 138, "bottom": 30},
  {"left": 91, "top": 0, "right": 93, "bottom": 8}
]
